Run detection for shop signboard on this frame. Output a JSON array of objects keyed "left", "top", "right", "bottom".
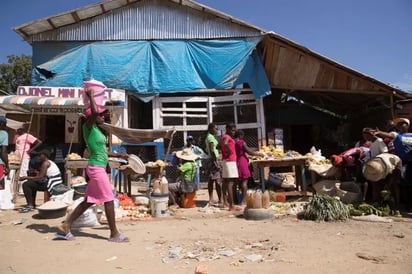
[
  {"left": 17, "top": 86, "right": 125, "bottom": 102},
  {"left": 15, "top": 86, "right": 126, "bottom": 144}
]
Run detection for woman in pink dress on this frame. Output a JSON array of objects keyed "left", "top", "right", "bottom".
[
  {"left": 235, "top": 130, "right": 264, "bottom": 205},
  {"left": 57, "top": 88, "right": 129, "bottom": 242}
]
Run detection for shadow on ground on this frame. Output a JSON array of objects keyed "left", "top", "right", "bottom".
[{"left": 26, "top": 223, "right": 107, "bottom": 240}]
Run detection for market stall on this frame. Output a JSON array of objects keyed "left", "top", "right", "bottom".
[
  {"left": 117, "top": 162, "right": 165, "bottom": 196},
  {"left": 0, "top": 86, "right": 126, "bottom": 151},
  {"left": 250, "top": 145, "right": 310, "bottom": 196}
]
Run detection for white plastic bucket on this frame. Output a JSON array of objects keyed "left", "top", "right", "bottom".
[
  {"left": 82, "top": 79, "right": 106, "bottom": 106},
  {"left": 150, "top": 194, "right": 169, "bottom": 217}
]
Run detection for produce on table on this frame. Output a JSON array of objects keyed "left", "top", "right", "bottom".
[
  {"left": 66, "top": 153, "right": 82, "bottom": 160},
  {"left": 154, "top": 159, "right": 166, "bottom": 167},
  {"left": 256, "top": 145, "right": 284, "bottom": 159},
  {"left": 305, "top": 153, "right": 331, "bottom": 165},
  {"left": 252, "top": 145, "right": 302, "bottom": 160},
  {"left": 146, "top": 159, "right": 166, "bottom": 167},
  {"left": 8, "top": 153, "right": 20, "bottom": 164},
  {"left": 303, "top": 194, "right": 350, "bottom": 222}
]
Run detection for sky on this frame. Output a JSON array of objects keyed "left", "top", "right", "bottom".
[{"left": 1, "top": 0, "right": 411, "bottom": 91}]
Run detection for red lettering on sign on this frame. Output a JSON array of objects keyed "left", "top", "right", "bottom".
[
  {"left": 17, "top": 87, "right": 27, "bottom": 95},
  {"left": 58, "top": 88, "right": 75, "bottom": 98},
  {"left": 27, "top": 87, "right": 53, "bottom": 97}
]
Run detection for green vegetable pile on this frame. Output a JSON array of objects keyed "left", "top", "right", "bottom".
[
  {"left": 347, "top": 203, "right": 399, "bottom": 217},
  {"left": 303, "top": 194, "right": 350, "bottom": 222}
]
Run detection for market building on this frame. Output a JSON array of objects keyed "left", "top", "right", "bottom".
[{"left": 3, "top": 0, "right": 411, "bottom": 162}]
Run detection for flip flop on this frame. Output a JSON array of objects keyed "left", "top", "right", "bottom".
[
  {"left": 19, "top": 207, "right": 34, "bottom": 213},
  {"left": 208, "top": 202, "right": 220, "bottom": 207},
  {"left": 54, "top": 231, "right": 75, "bottom": 241},
  {"left": 108, "top": 234, "right": 129, "bottom": 243}
]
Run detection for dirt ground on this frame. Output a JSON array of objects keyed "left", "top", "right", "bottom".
[{"left": 1, "top": 188, "right": 412, "bottom": 274}]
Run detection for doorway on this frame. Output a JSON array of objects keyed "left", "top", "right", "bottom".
[{"left": 44, "top": 115, "right": 65, "bottom": 144}]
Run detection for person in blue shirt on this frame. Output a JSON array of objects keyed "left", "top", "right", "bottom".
[{"left": 373, "top": 118, "right": 412, "bottom": 184}]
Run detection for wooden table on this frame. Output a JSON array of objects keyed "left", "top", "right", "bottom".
[
  {"left": 251, "top": 156, "right": 309, "bottom": 196},
  {"left": 117, "top": 164, "right": 164, "bottom": 196},
  {"left": 65, "top": 159, "right": 165, "bottom": 196}
]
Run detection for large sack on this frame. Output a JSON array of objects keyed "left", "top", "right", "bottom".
[{"left": 69, "top": 198, "right": 100, "bottom": 228}]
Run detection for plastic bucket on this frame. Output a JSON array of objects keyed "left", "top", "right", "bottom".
[
  {"left": 82, "top": 79, "right": 106, "bottom": 106},
  {"left": 181, "top": 192, "right": 196, "bottom": 208},
  {"left": 150, "top": 194, "right": 169, "bottom": 217}
]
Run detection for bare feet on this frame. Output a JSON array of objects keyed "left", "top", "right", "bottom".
[
  {"left": 169, "top": 204, "right": 180, "bottom": 209},
  {"left": 229, "top": 205, "right": 242, "bottom": 212},
  {"left": 57, "top": 223, "right": 70, "bottom": 235}
]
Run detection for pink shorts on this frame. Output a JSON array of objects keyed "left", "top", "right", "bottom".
[{"left": 85, "top": 165, "right": 114, "bottom": 204}]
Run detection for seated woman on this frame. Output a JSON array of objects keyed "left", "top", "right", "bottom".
[
  {"left": 19, "top": 150, "right": 64, "bottom": 212},
  {"left": 168, "top": 148, "right": 198, "bottom": 208}
]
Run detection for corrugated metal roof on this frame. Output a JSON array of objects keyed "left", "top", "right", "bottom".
[{"left": 14, "top": 0, "right": 263, "bottom": 42}]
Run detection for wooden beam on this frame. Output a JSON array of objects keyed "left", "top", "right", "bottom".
[
  {"left": 46, "top": 19, "right": 56, "bottom": 29},
  {"left": 271, "top": 86, "right": 391, "bottom": 96},
  {"left": 71, "top": 12, "right": 80, "bottom": 22},
  {"left": 18, "top": 29, "right": 30, "bottom": 42},
  {"left": 390, "top": 94, "right": 395, "bottom": 119}
]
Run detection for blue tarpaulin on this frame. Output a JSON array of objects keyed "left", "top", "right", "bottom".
[{"left": 32, "top": 38, "right": 271, "bottom": 98}]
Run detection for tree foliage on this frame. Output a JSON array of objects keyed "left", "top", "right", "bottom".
[{"left": 0, "top": 54, "right": 32, "bottom": 95}]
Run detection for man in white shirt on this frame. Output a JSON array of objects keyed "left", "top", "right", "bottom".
[{"left": 361, "top": 127, "right": 388, "bottom": 162}]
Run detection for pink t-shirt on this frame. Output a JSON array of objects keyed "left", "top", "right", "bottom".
[
  {"left": 15, "top": 133, "right": 37, "bottom": 160},
  {"left": 220, "top": 134, "right": 236, "bottom": 162}
]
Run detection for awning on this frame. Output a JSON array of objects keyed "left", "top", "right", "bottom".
[
  {"left": 0, "top": 95, "right": 86, "bottom": 114},
  {"left": 0, "top": 95, "right": 83, "bottom": 106},
  {"left": 0, "top": 95, "right": 125, "bottom": 115}
]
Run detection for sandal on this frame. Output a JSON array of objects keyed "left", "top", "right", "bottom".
[
  {"left": 54, "top": 231, "right": 75, "bottom": 241},
  {"left": 108, "top": 233, "right": 129, "bottom": 243},
  {"left": 19, "top": 206, "right": 34, "bottom": 213},
  {"left": 208, "top": 202, "right": 220, "bottom": 207}
]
